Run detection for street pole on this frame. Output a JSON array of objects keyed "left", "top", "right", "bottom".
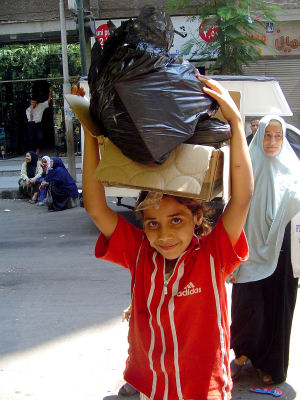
[
  {"left": 59, "top": 0, "right": 76, "bottom": 181},
  {"left": 77, "top": 0, "right": 88, "bottom": 76}
]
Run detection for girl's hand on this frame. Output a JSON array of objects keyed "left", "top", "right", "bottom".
[
  {"left": 122, "top": 304, "right": 132, "bottom": 322},
  {"left": 196, "top": 74, "right": 241, "bottom": 124}
]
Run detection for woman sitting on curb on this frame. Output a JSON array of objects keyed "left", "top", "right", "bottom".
[
  {"left": 39, "top": 157, "right": 79, "bottom": 211},
  {"left": 18, "top": 150, "right": 42, "bottom": 203},
  {"left": 36, "top": 155, "right": 51, "bottom": 206}
]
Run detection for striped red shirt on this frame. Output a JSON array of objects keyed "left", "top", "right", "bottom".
[{"left": 95, "top": 215, "right": 248, "bottom": 400}]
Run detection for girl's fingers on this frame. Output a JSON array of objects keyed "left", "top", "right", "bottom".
[{"left": 195, "top": 73, "right": 224, "bottom": 93}]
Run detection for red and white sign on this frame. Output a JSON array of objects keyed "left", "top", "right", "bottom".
[
  {"left": 95, "top": 23, "right": 110, "bottom": 47},
  {"left": 199, "top": 18, "right": 219, "bottom": 42}
]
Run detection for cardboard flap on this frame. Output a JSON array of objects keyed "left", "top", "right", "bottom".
[{"left": 64, "top": 94, "right": 101, "bottom": 137}]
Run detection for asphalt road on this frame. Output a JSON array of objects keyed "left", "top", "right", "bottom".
[{"left": 0, "top": 198, "right": 299, "bottom": 400}]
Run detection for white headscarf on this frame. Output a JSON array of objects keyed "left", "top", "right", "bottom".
[
  {"left": 236, "top": 115, "right": 300, "bottom": 283},
  {"left": 41, "top": 155, "right": 51, "bottom": 174}
]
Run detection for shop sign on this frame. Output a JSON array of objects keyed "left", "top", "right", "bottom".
[
  {"left": 95, "top": 23, "right": 110, "bottom": 47},
  {"left": 274, "top": 28, "right": 300, "bottom": 53},
  {"left": 93, "top": 16, "right": 217, "bottom": 59},
  {"left": 93, "top": 17, "right": 300, "bottom": 58},
  {"left": 199, "top": 18, "right": 219, "bottom": 42}
]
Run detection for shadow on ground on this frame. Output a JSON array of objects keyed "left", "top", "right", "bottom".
[
  {"left": 232, "top": 361, "right": 297, "bottom": 400},
  {"left": 103, "top": 396, "right": 139, "bottom": 400}
]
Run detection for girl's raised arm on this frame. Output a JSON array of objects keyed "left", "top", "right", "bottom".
[
  {"left": 82, "top": 132, "right": 118, "bottom": 238},
  {"left": 197, "top": 75, "right": 254, "bottom": 246}
]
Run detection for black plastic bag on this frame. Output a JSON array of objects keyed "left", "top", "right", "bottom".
[
  {"left": 88, "top": 6, "right": 219, "bottom": 163},
  {"left": 114, "top": 61, "right": 218, "bottom": 161},
  {"left": 186, "top": 118, "right": 231, "bottom": 148}
]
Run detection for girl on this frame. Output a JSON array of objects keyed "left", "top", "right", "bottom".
[
  {"left": 230, "top": 115, "right": 300, "bottom": 384},
  {"left": 18, "top": 150, "right": 42, "bottom": 202},
  {"left": 83, "top": 76, "right": 254, "bottom": 399}
]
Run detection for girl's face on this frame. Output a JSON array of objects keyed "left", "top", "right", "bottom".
[
  {"left": 25, "top": 152, "right": 31, "bottom": 163},
  {"left": 143, "top": 196, "right": 202, "bottom": 261},
  {"left": 41, "top": 158, "right": 48, "bottom": 170},
  {"left": 263, "top": 122, "right": 283, "bottom": 157}
]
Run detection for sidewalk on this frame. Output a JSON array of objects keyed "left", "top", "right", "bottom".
[
  {"left": 0, "top": 196, "right": 298, "bottom": 399},
  {"left": 0, "top": 155, "right": 82, "bottom": 199}
]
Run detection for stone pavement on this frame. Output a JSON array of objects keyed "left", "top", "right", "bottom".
[{"left": 0, "top": 186, "right": 299, "bottom": 400}]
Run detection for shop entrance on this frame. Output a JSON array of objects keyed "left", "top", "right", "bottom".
[{"left": 0, "top": 77, "right": 81, "bottom": 158}]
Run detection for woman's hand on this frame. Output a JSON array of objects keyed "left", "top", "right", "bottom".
[{"left": 39, "top": 181, "right": 48, "bottom": 190}]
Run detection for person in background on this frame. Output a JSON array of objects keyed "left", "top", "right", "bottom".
[
  {"left": 39, "top": 157, "right": 79, "bottom": 212},
  {"left": 36, "top": 155, "right": 51, "bottom": 206},
  {"left": 82, "top": 76, "right": 253, "bottom": 400},
  {"left": 18, "top": 151, "right": 42, "bottom": 203},
  {"left": 26, "top": 87, "right": 52, "bottom": 155},
  {"left": 230, "top": 115, "right": 300, "bottom": 384},
  {"left": 246, "top": 117, "right": 259, "bottom": 145}
]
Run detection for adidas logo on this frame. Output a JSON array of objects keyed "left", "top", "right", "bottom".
[{"left": 177, "top": 282, "right": 201, "bottom": 297}]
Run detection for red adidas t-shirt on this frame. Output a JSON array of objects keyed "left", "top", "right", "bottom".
[{"left": 95, "top": 215, "right": 248, "bottom": 400}]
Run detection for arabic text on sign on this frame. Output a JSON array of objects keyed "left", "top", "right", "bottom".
[{"left": 95, "top": 24, "right": 110, "bottom": 47}]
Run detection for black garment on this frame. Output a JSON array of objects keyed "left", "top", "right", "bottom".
[
  {"left": 48, "top": 184, "right": 70, "bottom": 211},
  {"left": 26, "top": 150, "right": 38, "bottom": 178},
  {"left": 246, "top": 133, "right": 254, "bottom": 146},
  {"left": 27, "top": 122, "right": 43, "bottom": 152},
  {"left": 230, "top": 223, "right": 298, "bottom": 383}
]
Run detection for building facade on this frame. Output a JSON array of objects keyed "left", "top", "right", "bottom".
[{"left": 0, "top": 0, "right": 299, "bottom": 155}]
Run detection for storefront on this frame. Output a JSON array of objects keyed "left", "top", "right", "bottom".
[
  {"left": 243, "top": 20, "right": 300, "bottom": 129},
  {"left": 0, "top": 42, "right": 81, "bottom": 158},
  {"left": 0, "top": 76, "right": 82, "bottom": 158},
  {"left": 94, "top": 15, "right": 300, "bottom": 129}
]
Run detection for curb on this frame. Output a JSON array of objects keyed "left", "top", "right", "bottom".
[
  {"left": 0, "top": 189, "right": 21, "bottom": 199},
  {"left": 0, "top": 186, "right": 83, "bottom": 200}
]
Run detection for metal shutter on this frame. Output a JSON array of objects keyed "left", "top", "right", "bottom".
[{"left": 243, "top": 58, "right": 300, "bottom": 129}]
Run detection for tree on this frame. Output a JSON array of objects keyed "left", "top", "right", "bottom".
[
  {"left": 0, "top": 43, "right": 81, "bottom": 81},
  {"left": 166, "top": 0, "right": 285, "bottom": 74}
]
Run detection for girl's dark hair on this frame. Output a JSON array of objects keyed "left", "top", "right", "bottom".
[{"left": 135, "top": 191, "right": 215, "bottom": 238}]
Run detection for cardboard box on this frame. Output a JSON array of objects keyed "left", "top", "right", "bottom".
[{"left": 65, "top": 92, "right": 236, "bottom": 201}]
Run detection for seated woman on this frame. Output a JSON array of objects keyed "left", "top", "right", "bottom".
[
  {"left": 39, "top": 157, "right": 79, "bottom": 211},
  {"left": 18, "top": 150, "right": 42, "bottom": 203},
  {"left": 36, "top": 155, "right": 51, "bottom": 206}
]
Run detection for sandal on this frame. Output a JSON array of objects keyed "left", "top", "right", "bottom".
[
  {"left": 28, "top": 199, "right": 37, "bottom": 204},
  {"left": 118, "top": 383, "right": 139, "bottom": 397},
  {"left": 230, "top": 359, "right": 244, "bottom": 380}
]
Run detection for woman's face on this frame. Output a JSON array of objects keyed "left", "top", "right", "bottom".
[
  {"left": 263, "top": 121, "right": 283, "bottom": 157},
  {"left": 25, "top": 152, "right": 31, "bottom": 163},
  {"left": 41, "top": 158, "right": 48, "bottom": 170},
  {"left": 50, "top": 159, "right": 54, "bottom": 168}
]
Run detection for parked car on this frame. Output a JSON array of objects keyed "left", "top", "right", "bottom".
[{"left": 286, "top": 123, "right": 300, "bottom": 159}]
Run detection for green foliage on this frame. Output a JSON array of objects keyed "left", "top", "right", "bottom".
[
  {"left": 0, "top": 43, "right": 81, "bottom": 80},
  {"left": 167, "top": 0, "right": 285, "bottom": 74}
]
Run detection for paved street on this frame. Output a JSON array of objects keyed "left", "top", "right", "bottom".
[{"left": 0, "top": 198, "right": 299, "bottom": 400}]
